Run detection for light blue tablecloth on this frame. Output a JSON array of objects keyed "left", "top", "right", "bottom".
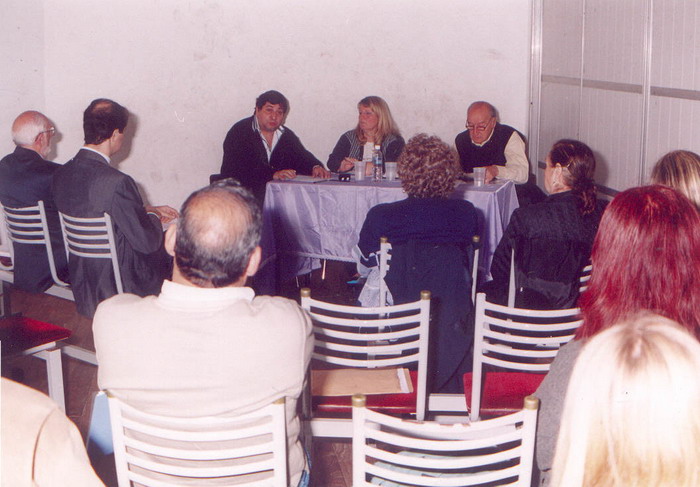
[{"left": 257, "top": 178, "right": 518, "bottom": 293}]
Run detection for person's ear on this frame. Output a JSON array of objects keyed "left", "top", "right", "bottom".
[
  {"left": 245, "top": 246, "right": 262, "bottom": 277},
  {"left": 164, "top": 224, "right": 177, "bottom": 257}
]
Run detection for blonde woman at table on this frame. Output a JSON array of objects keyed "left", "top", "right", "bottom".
[
  {"left": 357, "top": 134, "right": 478, "bottom": 393},
  {"left": 550, "top": 313, "right": 700, "bottom": 487},
  {"left": 482, "top": 139, "right": 607, "bottom": 309},
  {"left": 651, "top": 149, "right": 700, "bottom": 209},
  {"left": 326, "top": 96, "right": 404, "bottom": 174}
]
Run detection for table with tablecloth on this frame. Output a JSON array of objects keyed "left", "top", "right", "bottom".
[{"left": 256, "top": 176, "right": 519, "bottom": 293}]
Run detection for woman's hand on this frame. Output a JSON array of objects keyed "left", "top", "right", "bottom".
[{"left": 339, "top": 157, "right": 358, "bottom": 172}]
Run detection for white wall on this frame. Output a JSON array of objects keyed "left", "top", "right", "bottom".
[{"left": 2, "top": 0, "right": 532, "bottom": 208}]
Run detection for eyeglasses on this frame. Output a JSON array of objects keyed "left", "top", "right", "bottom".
[
  {"left": 466, "top": 118, "right": 494, "bottom": 133},
  {"left": 37, "top": 127, "right": 56, "bottom": 137}
]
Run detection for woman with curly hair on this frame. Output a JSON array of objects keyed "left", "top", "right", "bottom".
[
  {"left": 535, "top": 185, "right": 700, "bottom": 486},
  {"left": 327, "top": 96, "right": 404, "bottom": 173},
  {"left": 357, "top": 133, "right": 478, "bottom": 393},
  {"left": 483, "top": 139, "right": 607, "bottom": 309}
]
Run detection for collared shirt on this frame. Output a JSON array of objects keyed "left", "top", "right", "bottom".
[
  {"left": 81, "top": 146, "right": 110, "bottom": 164},
  {"left": 156, "top": 279, "right": 255, "bottom": 310},
  {"left": 252, "top": 116, "right": 285, "bottom": 163},
  {"left": 469, "top": 129, "right": 529, "bottom": 183}
]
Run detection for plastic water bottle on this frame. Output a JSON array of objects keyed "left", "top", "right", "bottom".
[{"left": 372, "top": 144, "right": 384, "bottom": 182}]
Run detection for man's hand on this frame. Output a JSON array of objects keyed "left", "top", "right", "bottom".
[
  {"left": 339, "top": 158, "right": 358, "bottom": 172},
  {"left": 485, "top": 165, "right": 499, "bottom": 183},
  {"left": 312, "top": 165, "right": 331, "bottom": 179},
  {"left": 146, "top": 205, "right": 179, "bottom": 224},
  {"left": 273, "top": 169, "right": 297, "bottom": 180}
]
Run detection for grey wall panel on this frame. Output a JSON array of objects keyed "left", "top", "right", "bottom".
[
  {"left": 538, "top": 83, "right": 581, "bottom": 161},
  {"left": 541, "top": 0, "right": 584, "bottom": 77}
]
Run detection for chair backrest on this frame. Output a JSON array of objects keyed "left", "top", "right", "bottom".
[
  {"left": 352, "top": 393, "right": 539, "bottom": 486},
  {"left": 107, "top": 393, "right": 288, "bottom": 487},
  {"left": 579, "top": 263, "right": 593, "bottom": 293},
  {"left": 59, "top": 212, "right": 123, "bottom": 294},
  {"left": 378, "top": 235, "right": 480, "bottom": 307},
  {"left": 471, "top": 292, "right": 582, "bottom": 421},
  {"left": 300, "top": 288, "right": 431, "bottom": 421},
  {"left": 507, "top": 249, "right": 591, "bottom": 309},
  {"left": 2, "top": 201, "right": 68, "bottom": 286}
]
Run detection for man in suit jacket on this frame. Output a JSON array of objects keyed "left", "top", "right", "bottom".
[
  {"left": 219, "top": 90, "right": 330, "bottom": 202},
  {"left": 52, "top": 99, "right": 178, "bottom": 317},
  {"left": 0, "top": 111, "right": 68, "bottom": 293}
]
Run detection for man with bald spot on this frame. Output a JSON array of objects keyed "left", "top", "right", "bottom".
[
  {"left": 94, "top": 180, "right": 313, "bottom": 486},
  {"left": 0, "top": 111, "right": 68, "bottom": 292}
]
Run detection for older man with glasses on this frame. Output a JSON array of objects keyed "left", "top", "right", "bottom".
[
  {"left": 0, "top": 111, "right": 69, "bottom": 293},
  {"left": 455, "top": 101, "right": 529, "bottom": 185}
]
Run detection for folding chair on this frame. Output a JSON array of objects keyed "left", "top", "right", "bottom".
[
  {"left": 352, "top": 393, "right": 539, "bottom": 486},
  {"left": 378, "top": 235, "right": 481, "bottom": 307},
  {"left": 300, "top": 287, "right": 430, "bottom": 438},
  {"left": 59, "top": 212, "right": 123, "bottom": 294},
  {"left": 2, "top": 201, "right": 73, "bottom": 300},
  {"left": 0, "top": 316, "right": 72, "bottom": 412},
  {"left": 465, "top": 293, "right": 582, "bottom": 421},
  {"left": 107, "top": 393, "right": 288, "bottom": 487},
  {"left": 579, "top": 263, "right": 593, "bottom": 293}
]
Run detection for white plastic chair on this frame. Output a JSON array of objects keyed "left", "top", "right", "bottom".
[
  {"left": 59, "top": 212, "right": 123, "bottom": 294},
  {"left": 507, "top": 249, "right": 591, "bottom": 308},
  {"left": 107, "top": 392, "right": 288, "bottom": 487},
  {"left": 578, "top": 263, "right": 593, "bottom": 293},
  {"left": 466, "top": 293, "right": 582, "bottom": 421},
  {"left": 300, "top": 288, "right": 430, "bottom": 438},
  {"left": 378, "top": 235, "right": 481, "bottom": 307},
  {"left": 352, "top": 393, "right": 539, "bottom": 487},
  {"left": 1, "top": 201, "right": 73, "bottom": 300}
]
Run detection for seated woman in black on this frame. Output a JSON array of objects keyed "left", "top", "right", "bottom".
[
  {"left": 357, "top": 134, "right": 478, "bottom": 393},
  {"left": 327, "top": 96, "right": 404, "bottom": 173},
  {"left": 483, "top": 139, "right": 607, "bottom": 309}
]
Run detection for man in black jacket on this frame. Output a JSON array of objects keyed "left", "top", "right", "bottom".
[
  {"left": 52, "top": 99, "right": 178, "bottom": 317},
  {"left": 0, "top": 111, "right": 68, "bottom": 292},
  {"left": 219, "top": 90, "right": 329, "bottom": 202}
]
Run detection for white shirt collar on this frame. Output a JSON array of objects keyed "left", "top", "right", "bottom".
[
  {"left": 471, "top": 127, "right": 495, "bottom": 148},
  {"left": 252, "top": 116, "right": 285, "bottom": 161},
  {"left": 157, "top": 279, "right": 255, "bottom": 307}
]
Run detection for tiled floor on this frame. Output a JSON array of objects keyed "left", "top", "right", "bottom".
[{"left": 1, "top": 261, "right": 358, "bottom": 487}]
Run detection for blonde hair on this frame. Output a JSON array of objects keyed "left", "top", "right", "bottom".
[
  {"left": 651, "top": 150, "right": 700, "bottom": 209},
  {"left": 552, "top": 313, "right": 700, "bottom": 487},
  {"left": 355, "top": 96, "right": 401, "bottom": 145}
]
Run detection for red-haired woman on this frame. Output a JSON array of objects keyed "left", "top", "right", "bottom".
[{"left": 535, "top": 185, "right": 700, "bottom": 486}]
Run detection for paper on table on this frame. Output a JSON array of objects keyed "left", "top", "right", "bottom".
[
  {"left": 311, "top": 368, "right": 413, "bottom": 396},
  {"left": 292, "top": 175, "right": 324, "bottom": 183}
]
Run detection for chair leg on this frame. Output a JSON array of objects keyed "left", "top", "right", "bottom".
[
  {"left": 36, "top": 348, "right": 66, "bottom": 413},
  {"left": 1, "top": 281, "right": 12, "bottom": 317}
]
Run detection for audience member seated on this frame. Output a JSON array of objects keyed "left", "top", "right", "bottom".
[
  {"left": 0, "top": 111, "right": 69, "bottom": 292},
  {"left": 482, "top": 139, "right": 606, "bottom": 309},
  {"left": 326, "top": 95, "right": 405, "bottom": 174},
  {"left": 357, "top": 134, "right": 478, "bottom": 393},
  {"left": 0, "top": 378, "right": 104, "bottom": 486},
  {"left": 651, "top": 149, "right": 700, "bottom": 209},
  {"left": 551, "top": 313, "right": 700, "bottom": 487},
  {"left": 93, "top": 180, "right": 313, "bottom": 486},
  {"left": 534, "top": 185, "right": 700, "bottom": 486},
  {"left": 52, "top": 99, "right": 178, "bottom": 317},
  {"left": 219, "top": 90, "right": 330, "bottom": 202}
]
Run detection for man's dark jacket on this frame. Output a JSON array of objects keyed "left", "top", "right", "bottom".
[
  {"left": 0, "top": 147, "right": 68, "bottom": 292},
  {"left": 52, "top": 148, "right": 166, "bottom": 317},
  {"left": 219, "top": 116, "right": 321, "bottom": 201}
]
